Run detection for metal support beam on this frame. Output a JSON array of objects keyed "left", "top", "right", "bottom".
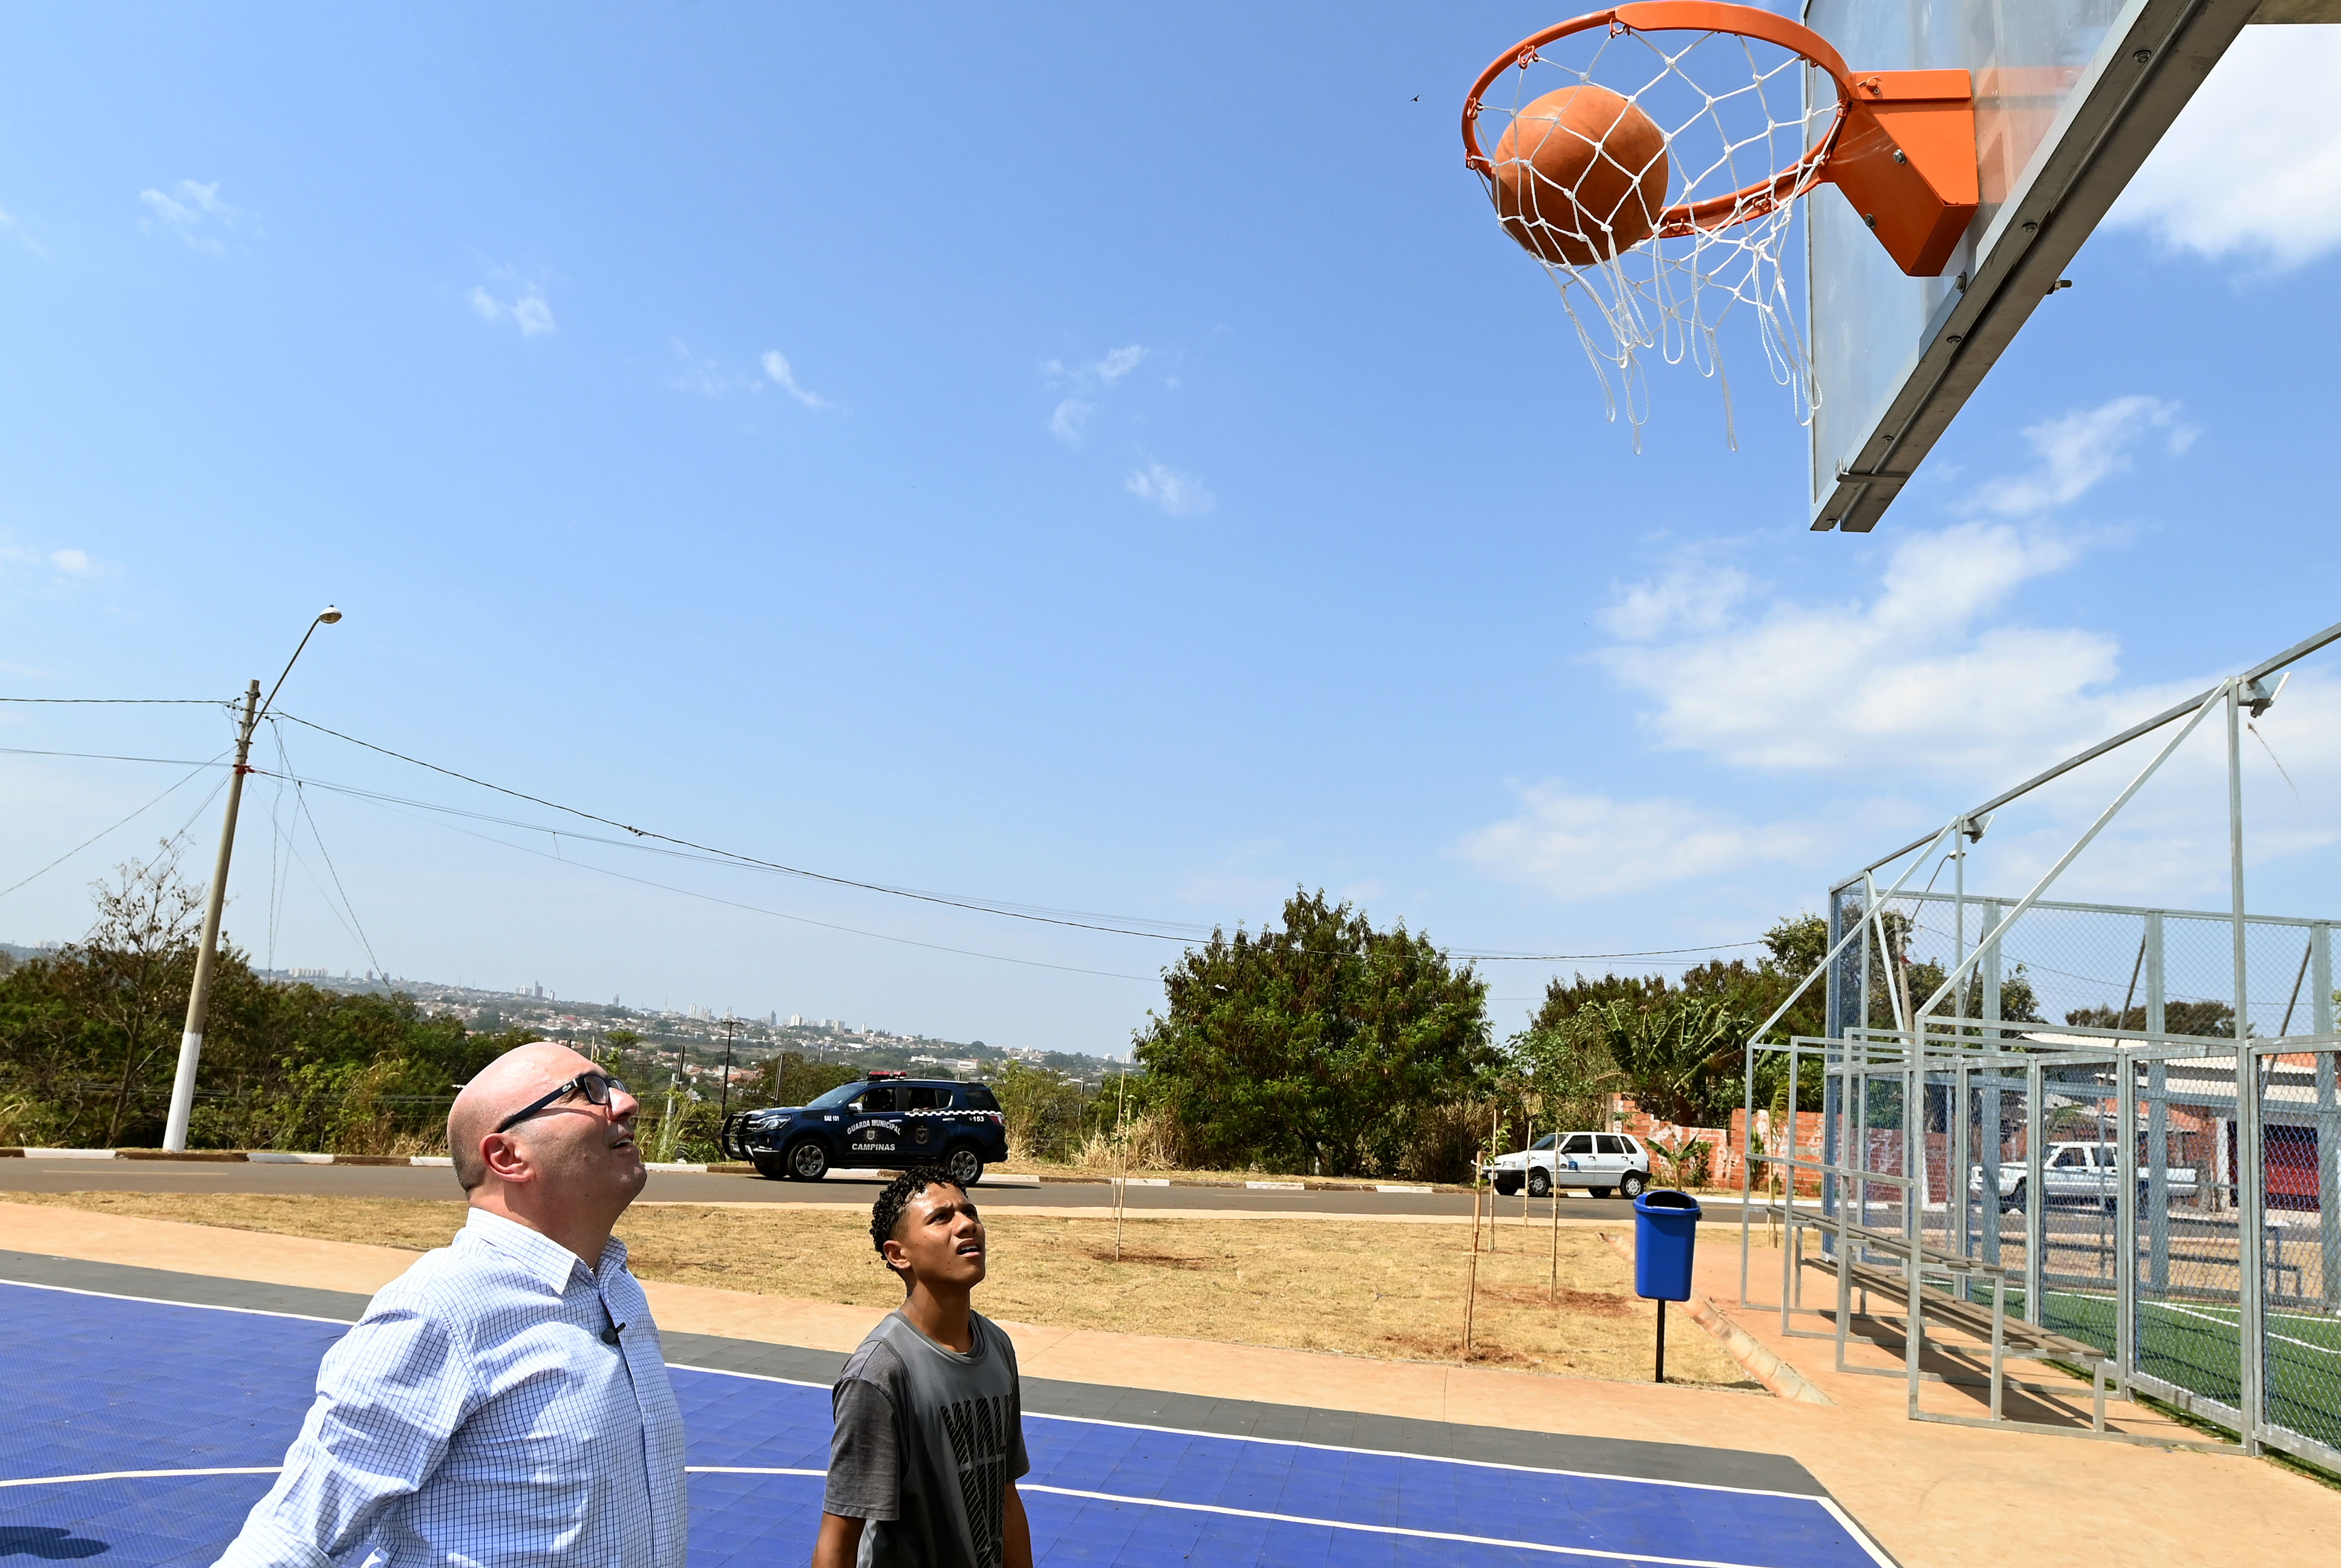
[
  {"left": 2229, "top": 681, "right": 2264, "bottom": 1454},
  {"left": 2147, "top": 912, "right": 2169, "bottom": 1295}
]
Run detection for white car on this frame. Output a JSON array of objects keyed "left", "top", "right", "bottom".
[
  {"left": 1969, "top": 1141, "right": 2199, "bottom": 1214},
  {"left": 1483, "top": 1131, "right": 1651, "bottom": 1199}
]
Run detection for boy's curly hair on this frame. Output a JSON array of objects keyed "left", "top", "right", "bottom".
[{"left": 870, "top": 1166, "right": 967, "bottom": 1281}]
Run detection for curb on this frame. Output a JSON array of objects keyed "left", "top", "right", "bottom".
[
  {"left": 1596, "top": 1231, "right": 1832, "bottom": 1405},
  {"left": 115, "top": 1149, "right": 247, "bottom": 1162}
]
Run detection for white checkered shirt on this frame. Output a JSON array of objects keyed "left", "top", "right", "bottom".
[{"left": 214, "top": 1207, "right": 688, "bottom": 1568}]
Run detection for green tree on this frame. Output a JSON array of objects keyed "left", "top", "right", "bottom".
[
  {"left": 1132, "top": 889, "right": 1492, "bottom": 1177},
  {"left": 987, "top": 1060, "right": 1087, "bottom": 1161},
  {"left": 1500, "top": 1016, "right": 1619, "bottom": 1137},
  {"left": 1585, "top": 995, "right": 1749, "bottom": 1127},
  {"left": 750, "top": 1050, "right": 860, "bottom": 1108}
]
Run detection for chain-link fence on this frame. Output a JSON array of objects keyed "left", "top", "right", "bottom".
[{"left": 1751, "top": 886, "right": 2340, "bottom": 1471}]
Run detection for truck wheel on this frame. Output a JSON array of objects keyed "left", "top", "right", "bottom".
[
  {"left": 942, "top": 1145, "right": 985, "bottom": 1187},
  {"left": 785, "top": 1140, "right": 829, "bottom": 1182},
  {"left": 1618, "top": 1171, "right": 1649, "bottom": 1200},
  {"left": 1527, "top": 1168, "right": 1552, "bottom": 1198},
  {"left": 1588, "top": 1186, "right": 1613, "bottom": 1200},
  {"left": 1493, "top": 1174, "right": 1523, "bottom": 1197},
  {"left": 751, "top": 1156, "right": 786, "bottom": 1181},
  {"left": 2000, "top": 1179, "right": 2025, "bottom": 1215}
]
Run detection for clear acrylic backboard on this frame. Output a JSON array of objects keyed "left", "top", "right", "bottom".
[{"left": 1804, "top": 0, "right": 2320, "bottom": 532}]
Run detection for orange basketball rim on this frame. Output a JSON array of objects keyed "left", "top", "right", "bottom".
[{"left": 1461, "top": 2, "right": 1979, "bottom": 278}]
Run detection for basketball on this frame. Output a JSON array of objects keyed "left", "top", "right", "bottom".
[{"left": 1490, "top": 85, "right": 1669, "bottom": 267}]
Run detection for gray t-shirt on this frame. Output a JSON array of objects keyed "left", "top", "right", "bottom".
[{"left": 824, "top": 1308, "right": 1030, "bottom": 1568}]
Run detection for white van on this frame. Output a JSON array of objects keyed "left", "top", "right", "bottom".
[{"left": 1483, "top": 1131, "right": 1651, "bottom": 1199}]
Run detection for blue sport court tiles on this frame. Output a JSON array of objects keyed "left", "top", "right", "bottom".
[{"left": 0, "top": 1263, "right": 1892, "bottom": 1567}]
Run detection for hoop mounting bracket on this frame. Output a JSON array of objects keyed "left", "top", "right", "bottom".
[{"left": 1827, "top": 70, "right": 1979, "bottom": 276}]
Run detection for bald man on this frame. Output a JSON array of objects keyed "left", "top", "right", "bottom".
[{"left": 211, "top": 1042, "right": 688, "bottom": 1568}]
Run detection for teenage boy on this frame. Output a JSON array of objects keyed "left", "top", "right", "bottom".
[{"left": 813, "top": 1168, "right": 1034, "bottom": 1568}]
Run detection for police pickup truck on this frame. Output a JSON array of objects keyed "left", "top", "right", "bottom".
[
  {"left": 717, "top": 1069, "right": 1009, "bottom": 1186},
  {"left": 1970, "top": 1141, "right": 2200, "bottom": 1214}
]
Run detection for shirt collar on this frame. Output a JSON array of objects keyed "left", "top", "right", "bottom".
[{"left": 463, "top": 1206, "right": 598, "bottom": 1292}]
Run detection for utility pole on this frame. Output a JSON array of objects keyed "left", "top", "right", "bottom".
[
  {"left": 165, "top": 608, "right": 341, "bottom": 1152},
  {"left": 163, "top": 681, "right": 261, "bottom": 1151}
]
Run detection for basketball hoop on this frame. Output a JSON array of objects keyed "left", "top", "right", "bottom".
[{"left": 1462, "top": 3, "right": 1976, "bottom": 446}]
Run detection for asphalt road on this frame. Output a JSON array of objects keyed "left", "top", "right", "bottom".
[{"left": 0, "top": 1158, "right": 1727, "bottom": 1222}]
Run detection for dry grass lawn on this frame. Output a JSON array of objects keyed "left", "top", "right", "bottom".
[{"left": 10, "top": 1191, "right": 1755, "bottom": 1388}]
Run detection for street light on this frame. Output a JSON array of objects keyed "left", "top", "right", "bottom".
[{"left": 162, "top": 606, "right": 344, "bottom": 1151}]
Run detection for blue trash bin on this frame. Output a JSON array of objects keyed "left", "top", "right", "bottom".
[{"left": 1633, "top": 1189, "right": 1702, "bottom": 1302}]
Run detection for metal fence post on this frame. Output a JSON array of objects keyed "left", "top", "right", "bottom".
[
  {"left": 2147, "top": 912, "right": 2169, "bottom": 1293},
  {"left": 2314, "top": 923, "right": 2336, "bottom": 1313},
  {"left": 1954, "top": 1059, "right": 1972, "bottom": 1293},
  {"left": 2025, "top": 1058, "right": 2045, "bottom": 1328},
  {"left": 2117, "top": 1047, "right": 2137, "bottom": 1394},
  {"left": 1982, "top": 900, "right": 2003, "bottom": 1273}
]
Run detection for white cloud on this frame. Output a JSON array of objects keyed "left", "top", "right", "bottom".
[
  {"left": 48, "top": 549, "right": 91, "bottom": 574},
  {"left": 2109, "top": 27, "right": 2341, "bottom": 270},
  {"left": 762, "top": 350, "right": 828, "bottom": 409},
  {"left": 139, "top": 180, "right": 244, "bottom": 254},
  {"left": 1599, "top": 556, "right": 1755, "bottom": 642},
  {"left": 1971, "top": 396, "right": 2188, "bottom": 518},
  {"left": 1042, "top": 344, "right": 1152, "bottom": 442},
  {"left": 1126, "top": 460, "right": 1215, "bottom": 517},
  {"left": 1586, "top": 395, "right": 2198, "bottom": 777},
  {"left": 1463, "top": 785, "right": 1812, "bottom": 899},
  {"left": 1595, "top": 520, "right": 2124, "bottom": 774},
  {"left": 470, "top": 269, "right": 556, "bottom": 337},
  {"left": 1095, "top": 344, "right": 1146, "bottom": 381}
]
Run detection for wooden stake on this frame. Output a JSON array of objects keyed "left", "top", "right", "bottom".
[
  {"left": 1463, "top": 1181, "right": 1482, "bottom": 1352},
  {"left": 1114, "top": 1067, "right": 1129, "bottom": 1261},
  {"left": 1549, "top": 1178, "right": 1562, "bottom": 1303},
  {"left": 1524, "top": 1119, "right": 1535, "bottom": 1235}
]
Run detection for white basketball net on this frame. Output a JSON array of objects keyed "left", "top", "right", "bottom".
[{"left": 1471, "top": 25, "right": 1840, "bottom": 448}]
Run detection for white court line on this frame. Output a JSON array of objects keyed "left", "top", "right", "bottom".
[
  {"left": 677, "top": 1468, "right": 1821, "bottom": 1568},
  {"left": 0, "top": 1467, "right": 282, "bottom": 1489},
  {"left": 668, "top": 1361, "right": 1834, "bottom": 1504},
  {"left": 0, "top": 1276, "right": 356, "bottom": 1326}
]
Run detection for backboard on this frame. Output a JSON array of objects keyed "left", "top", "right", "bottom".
[{"left": 1806, "top": 0, "right": 2334, "bottom": 532}]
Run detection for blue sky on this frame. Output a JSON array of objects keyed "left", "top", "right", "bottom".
[{"left": 2, "top": 5, "right": 2338, "bottom": 1054}]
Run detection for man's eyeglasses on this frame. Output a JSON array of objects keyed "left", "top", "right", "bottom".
[{"left": 494, "top": 1072, "right": 630, "bottom": 1134}]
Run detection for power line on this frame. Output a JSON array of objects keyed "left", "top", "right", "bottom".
[
  {"left": 0, "top": 751, "right": 229, "bottom": 903},
  {"left": 269, "top": 711, "right": 1235, "bottom": 943},
  {"left": 10, "top": 708, "right": 1782, "bottom": 973},
  {"left": 0, "top": 746, "right": 228, "bottom": 766},
  {"left": 324, "top": 783, "right": 1157, "bottom": 982},
  {"left": 267, "top": 718, "right": 1772, "bottom": 965},
  {"left": 0, "top": 697, "right": 231, "bottom": 706}
]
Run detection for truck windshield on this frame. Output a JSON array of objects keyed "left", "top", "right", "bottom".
[{"left": 805, "top": 1082, "right": 864, "bottom": 1111}]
